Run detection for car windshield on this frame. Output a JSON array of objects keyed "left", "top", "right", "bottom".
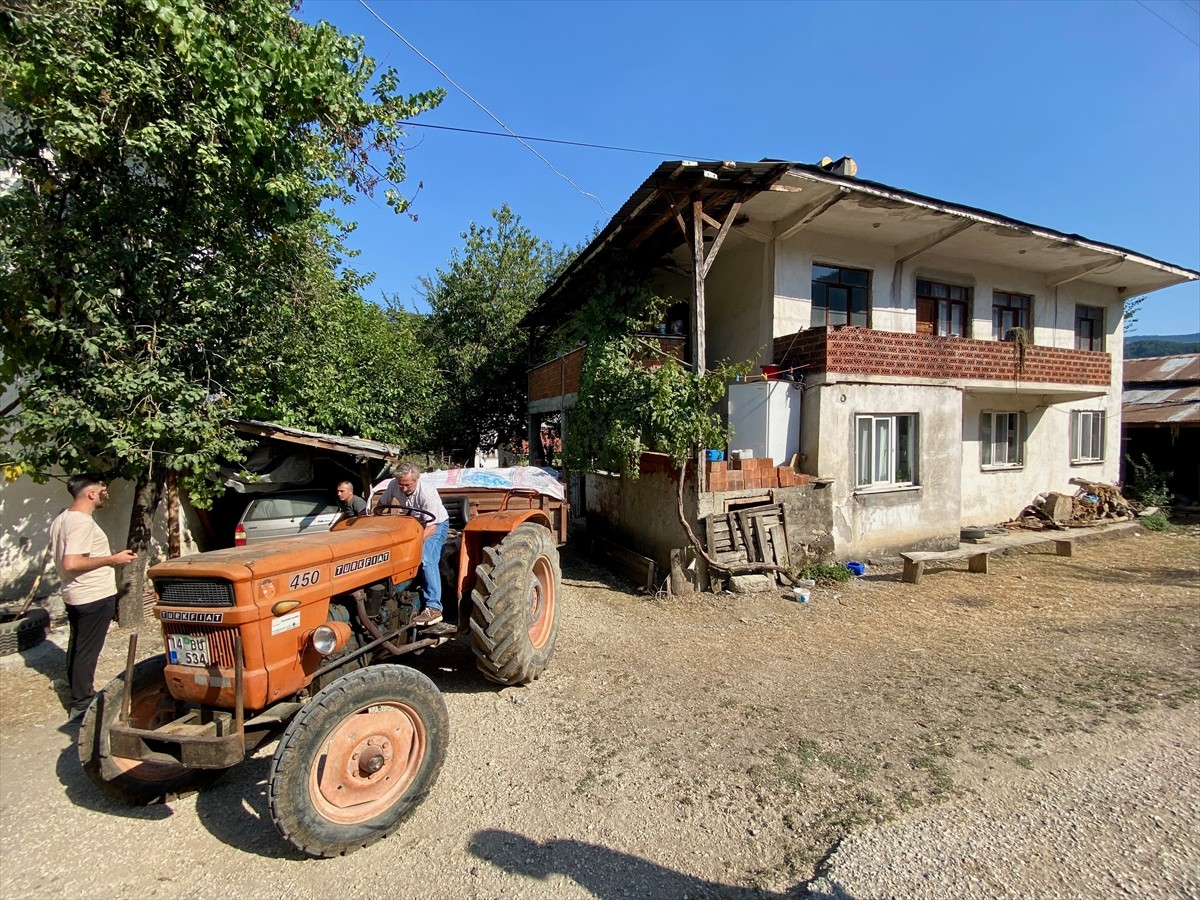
[{"left": 244, "top": 494, "right": 337, "bottom": 521}]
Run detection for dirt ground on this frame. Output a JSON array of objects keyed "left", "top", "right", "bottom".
[{"left": 0, "top": 522, "right": 1197, "bottom": 897}]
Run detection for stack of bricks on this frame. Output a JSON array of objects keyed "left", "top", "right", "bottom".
[{"left": 705, "top": 458, "right": 811, "bottom": 493}]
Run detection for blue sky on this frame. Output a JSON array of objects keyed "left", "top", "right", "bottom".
[{"left": 297, "top": 0, "right": 1200, "bottom": 337}]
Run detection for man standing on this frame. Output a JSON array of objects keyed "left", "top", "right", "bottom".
[
  {"left": 335, "top": 480, "right": 368, "bottom": 518},
  {"left": 379, "top": 462, "right": 448, "bottom": 627},
  {"left": 49, "top": 475, "right": 137, "bottom": 720}
]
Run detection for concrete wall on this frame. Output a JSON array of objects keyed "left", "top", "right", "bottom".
[
  {"left": 584, "top": 468, "right": 693, "bottom": 568},
  {"left": 705, "top": 240, "right": 769, "bottom": 368},
  {"left": 0, "top": 473, "right": 203, "bottom": 604},
  {"left": 815, "top": 382, "right": 964, "bottom": 557},
  {"left": 769, "top": 234, "right": 1127, "bottom": 355}
]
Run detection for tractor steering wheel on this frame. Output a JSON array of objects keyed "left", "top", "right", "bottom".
[{"left": 373, "top": 502, "right": 436, "bottom": 526}]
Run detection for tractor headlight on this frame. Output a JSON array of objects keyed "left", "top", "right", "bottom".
[{"left": 312, "top": 625, "right": 339, "bottom": 656}]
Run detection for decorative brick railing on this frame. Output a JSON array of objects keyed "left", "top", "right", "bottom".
[
  {"left": 772, "top": 327, "right": 1111, "bottom": 386},
  {"left": 528, "top": 348, "right": 585, "bottom": 402},
  {"left": 528, "top": 338, "right": 687, "bottom": 403}
]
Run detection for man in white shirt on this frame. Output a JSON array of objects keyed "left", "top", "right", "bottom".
[
  {"left": 379, "top": 463, "right": 449, "bottom": 627},
  {"left": 49, "top": 474, "right": 137, "bottom": 720}
]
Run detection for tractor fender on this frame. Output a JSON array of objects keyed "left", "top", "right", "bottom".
[{"left": 455, "top": 510, "right": 552, "bottom": 601}]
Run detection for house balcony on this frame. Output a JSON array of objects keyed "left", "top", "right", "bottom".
[
  {"left": 528, "top": 335, "right": 687, "bottom": 408},
  {"left": 772, "top": 327, "right": 1112, "bottom": 398}
]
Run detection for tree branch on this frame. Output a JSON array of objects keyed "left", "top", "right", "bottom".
[{"left": 674, "top": 465, "right": 802, "bottom": 587}]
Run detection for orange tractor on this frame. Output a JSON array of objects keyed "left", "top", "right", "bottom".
[{"left": 78, "top": 493, "right": 561, "bottom": 857}]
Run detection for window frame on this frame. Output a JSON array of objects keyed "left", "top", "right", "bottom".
[
  {"left": 854, "top": 413, "right": 918, "bottom": 489},
  {"left": 1070, "top": 409, "right": 1106, "bottom": 464},
  {"left": 992, "top": 290, "right": 1032, "bottom": 341},
  {"left": 916, "top": 279, "right": 971, "bottom": 337},
  {"left": 812, "top": 263, "right": 871, "bottom": 328},
  {"left": 980, "top": 410, "right": 1026, "bottom": 469},
  {"left": 1074, "top": 305, "right": 1105, "bottom": 351}
]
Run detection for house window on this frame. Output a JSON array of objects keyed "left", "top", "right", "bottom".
[
  {"left": 812, "top": 264, "right": 869, "bottom": 328},
  {"left": 915, "top": 279, "right": 970, "bottom": 337},
  {"left": 980, "top": 411, "right": 1026, "bottom": 468},
  {"left": 993, "top": 291, "right": 1032, "bottom": 340},
  {"left": 855, "top": 414, "right": 917, "bottom": 487},
  {"left": 1075, "top": 305, "right": 1104, "bottom": 351},
  {"left": 1070, "top": 410, "right": 1105, "bottom": 463}
]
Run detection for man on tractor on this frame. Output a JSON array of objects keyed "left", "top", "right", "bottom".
[{"left": 378, "top": 462, "right": 449, "bottom": 626}]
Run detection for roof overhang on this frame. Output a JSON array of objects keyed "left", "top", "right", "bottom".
[
  {"left": 231, "top": 420, "right": 403, "bottom": 462},
  {"left": 525, "top": 160, "right": 1200, "bottom": 328}
]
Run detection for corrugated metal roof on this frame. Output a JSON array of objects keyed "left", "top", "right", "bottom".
[
  {"left": 231, "top": 419, "right": 403, "bottom": 460},
  {"left": 1122, "top": 355, "right": 1200, "bottom": 425},
  {"left": 1123, "top": 354, "right": 1200, "bottom": 384}
]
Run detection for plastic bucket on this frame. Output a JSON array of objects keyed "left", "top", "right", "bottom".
[
  {"left": 846, "top": 561, "right": 866, "bottom": 577},
  {"left": 705, "top": 449, "right": 725, "bottom": 462},
  {"left": 761, "top": 364, "right": 782, "bottom": 380}
]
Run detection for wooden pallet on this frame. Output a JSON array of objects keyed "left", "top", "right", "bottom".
[{"left": 705, "top": 503, "right": 792, "bottom": 580}]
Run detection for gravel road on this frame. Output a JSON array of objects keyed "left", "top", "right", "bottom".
[
  {"left": 1, "top": 530, "right": 1197, "bottom": 899},
  {"left": 807, "top": 706, "right": 1200, "bottom": 900}
]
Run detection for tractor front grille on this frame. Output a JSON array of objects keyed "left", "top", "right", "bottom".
[
  {"left": 154, "top": 578, "right": 236, "bottom": 608},
  {"left": 161, "top": 622, "right": 241, "bottom": 668}
]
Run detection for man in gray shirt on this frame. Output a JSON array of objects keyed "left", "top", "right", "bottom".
[
  {"left": 379, "top": 463, "right": 449, "bottom": 626},
  {"left": 335, "top": 480, "right": 368, "bottom": 518}
]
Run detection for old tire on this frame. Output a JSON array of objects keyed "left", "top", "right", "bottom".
[
  {"left": 78, "top": 655, "right": 226, "bottom": 804},
  {"left": 268, "top": 665, "right": 449, "bottom": 858},
  {"left": 0, "top": 606, "right": 49, "bottom": 656},
  {"left": 470, "top": 522, "right": 561, "bottom": 686}
]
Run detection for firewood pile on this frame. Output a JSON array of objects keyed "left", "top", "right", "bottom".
[{"left": 1006, "top": 478, "right": 1134, "bottom": 530}]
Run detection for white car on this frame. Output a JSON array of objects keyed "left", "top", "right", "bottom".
[{"left": 234, "top": 490, "right": 343, "bottom": 545}]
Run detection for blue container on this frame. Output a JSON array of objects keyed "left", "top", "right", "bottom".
[
  {"left": 706, "top": 449, "right": 726, "bottom": 462},
  {"left": 846, "top": 561, "right": 866, "bottom": 577}
]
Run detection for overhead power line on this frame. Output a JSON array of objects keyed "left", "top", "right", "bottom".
[
  {"left": 1135, "top": 0, "right": 1200, "bottom": 47},
  {"left": 358, "top": 0, "right": 612, "bottom": 214},
  {"left": 404, "top": 122, "right": 696, "bottom": 159}
]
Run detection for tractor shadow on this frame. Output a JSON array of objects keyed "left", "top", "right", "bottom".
[
  {"left": 53, "top": 730, "right": 173, "bottom": 822},
  {"left": 192, "top": 751, "right": 308, "bottom": 860},
  {"left": 468, "top": 828, "right": 804, "bottom": 899}
]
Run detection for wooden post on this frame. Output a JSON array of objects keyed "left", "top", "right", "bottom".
[{"left": 167, "top": 470, "right": 181, "bottom": 559}]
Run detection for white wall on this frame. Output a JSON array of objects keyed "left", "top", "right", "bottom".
[
  {"left": 703, "top": 240, "right": 769, "bottom": 368},
  {"left": 1, "top": 473, "right": 204, "bottom": 603},
  {"left": 816, "top": 382, "right": 963, "bottom": 557}
]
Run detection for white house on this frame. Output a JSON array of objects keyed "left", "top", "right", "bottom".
[{"left": 524, "top": 159, "right": 1199, "bottom": 568}]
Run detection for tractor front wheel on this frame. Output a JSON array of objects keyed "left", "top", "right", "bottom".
[
  {"left": 78, "top": 655, "right": 226, "bottom": 804},
  {"left": 470, "top": 522, "right": 562, "bottom": 686},
  {"left": 268, "top": 665, "right": 449, "bottom": 858}
]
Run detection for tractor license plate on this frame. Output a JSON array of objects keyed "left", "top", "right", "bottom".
[{"left": 167, "top": 633, "right": 210, "bottom": 667}]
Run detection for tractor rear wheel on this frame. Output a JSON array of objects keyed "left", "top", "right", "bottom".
[
  {"left": 268, "top": 665, "right": 448, "bottom": 858},
  {"left": 78, "top": 655, "right": 227, "bottom": 804},
  {"left": 470, "top": 523, "right": 561, "bottom": 686}
]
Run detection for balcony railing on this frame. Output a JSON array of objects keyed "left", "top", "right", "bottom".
[{"left": 772, "top": 327, "right": 1111, "bottom": 387}]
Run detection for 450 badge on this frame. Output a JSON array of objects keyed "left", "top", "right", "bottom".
[{"left": 288, "top": 569, "right": 320, "bottom": 591}]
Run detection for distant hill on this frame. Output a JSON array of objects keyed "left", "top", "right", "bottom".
[{"left": 1125, "top": 332, "right": 1200, "bottom": 359}]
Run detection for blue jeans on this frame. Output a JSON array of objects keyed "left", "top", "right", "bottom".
[{"left": 420, "top": 521, "right": 450, "bottom": 612}]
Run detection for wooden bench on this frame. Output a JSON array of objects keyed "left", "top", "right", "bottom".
[{"left": 901, "top": 537, "right": 1074, "bottom": 584}]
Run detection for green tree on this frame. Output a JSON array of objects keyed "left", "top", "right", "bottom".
[
  {"left": 0, "top": 0, "right": 442, "bottom": 621},
  {"left": 562, "top": 268, "right": 748, "bottom": 476},
  {"left": 419, "top": 205, "right": 570, "bottom": 464},
  {"left": 240, "top": 245, "right": 442, "bottom": 444}
]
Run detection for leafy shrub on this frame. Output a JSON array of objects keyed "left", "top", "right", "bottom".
[
  {"left": 800, "top": 563, "right": 852, "bottom": 584},
  {"left": 1141, "top": 511, "right": 1171, "bottom": 532},
  {"left": 1124, "top": 454, "right": 1173, "bottom": 509}
]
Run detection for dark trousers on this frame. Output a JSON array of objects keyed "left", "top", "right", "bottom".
[{"left": 66, "top": 594, "right": 116, "bottom": 710}]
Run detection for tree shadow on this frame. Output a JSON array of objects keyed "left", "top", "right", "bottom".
[
  {"left": 10, "top": 632, "right": 72, "bottom": 711},
  {"left": 467, "top": 828, "right": 808, "bottom": 900}
]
